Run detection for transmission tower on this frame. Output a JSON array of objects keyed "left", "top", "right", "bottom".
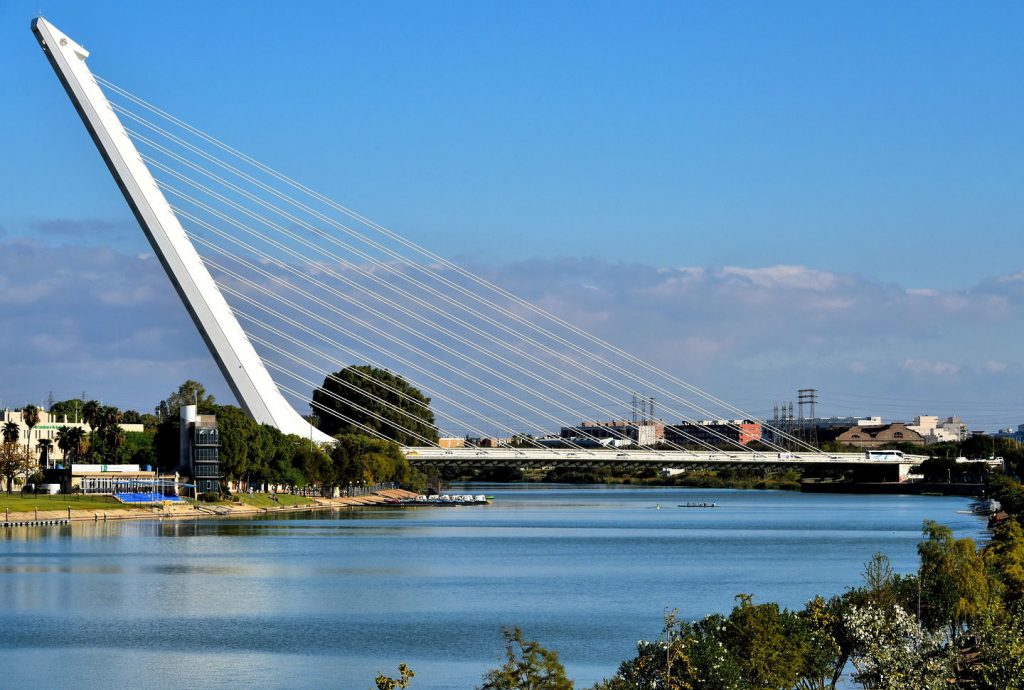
[{"left": 798, "top": 389, "right": 818, "bottom": 446}]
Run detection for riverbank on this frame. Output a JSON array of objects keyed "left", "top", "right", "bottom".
[
  {"left": 801, "top": 481, "right": 985, "bottom": 496},
  {"left": 462, "top": 467, "right": 986, "bottom": 496},
  {"left": 0, "top": 488, "right": 421, "bottom": 526}
]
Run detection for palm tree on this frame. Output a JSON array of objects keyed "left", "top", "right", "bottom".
[
  {"left": 22, "top": 404, "right": 40, "bottom": 462},
  {"left": 82, "top": 400, "right": 101, "bottom": 431},
  {"left": 36, "top": 438, "right": 53, "bottom": 469},
  {"left": 102, "top": 407, "right": 125, "bottom": 460},
  {"left": 2, "top": 421, "right": 19, "bottom": 446},
  {"left": 68, "top": 427, "right": 85, "bottom": 464},
  {"left": 56, "top": 426, "right": 74, "bottom": 464}
]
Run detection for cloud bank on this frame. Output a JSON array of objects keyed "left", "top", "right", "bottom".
[{"left": 0, "top": 235, "right": 1021, "bottom": 427}]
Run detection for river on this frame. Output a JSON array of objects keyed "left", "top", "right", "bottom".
[{"left": 0, "top": 485, "right": 985, "bottom": 688}]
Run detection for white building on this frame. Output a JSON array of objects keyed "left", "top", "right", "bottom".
[{"left": 907, "top": 415, "right": 968, "bottom": 445}]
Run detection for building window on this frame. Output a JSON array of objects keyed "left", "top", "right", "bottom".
[{"left": 894, "top": 432, "right": 904, "bottom": 439}]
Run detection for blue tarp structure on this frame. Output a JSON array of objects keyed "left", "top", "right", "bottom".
[{"left": 115, "top": 492, "right": 184, "bottom": 504}]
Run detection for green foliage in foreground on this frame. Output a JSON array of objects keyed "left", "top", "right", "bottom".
[
  {"left": 376, "top": 508, "right": 1024, "bottom": 690},
  {"left": 478, "top": 627, "right": 573, "bottom": 690},
  {"left": 375, "top": 664, "right": 415, "bottom": 690}
]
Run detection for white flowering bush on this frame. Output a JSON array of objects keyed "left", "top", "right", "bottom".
[{"left": 845, "top": 604, "right": 953, "bottom": 690}]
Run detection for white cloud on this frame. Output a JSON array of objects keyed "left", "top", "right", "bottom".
[{"left": 900, "top": 358, "right": 960, "bottom": 377}]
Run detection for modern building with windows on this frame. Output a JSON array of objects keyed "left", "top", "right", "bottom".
[
  {"left": 664, "top": 420, "right": 762, "bottom": 447},
  {"left": 179, "top": 405, "right": 221, "bottom": 494}
]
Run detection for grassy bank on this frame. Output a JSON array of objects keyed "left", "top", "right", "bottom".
[{"left": 0, "top": 494, "right": 132, "bottom": 512}]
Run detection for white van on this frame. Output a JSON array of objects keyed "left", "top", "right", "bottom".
[{"left": 865, "top": 450, "right": 905, "bottom": 461}]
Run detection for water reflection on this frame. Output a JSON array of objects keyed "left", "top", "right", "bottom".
[{"left": 0, "top": 486, "right": 984, "bottom": 689}]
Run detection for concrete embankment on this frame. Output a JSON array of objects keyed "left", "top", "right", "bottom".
[{"left": 1, "top": 489, "right": 422, "bottom": 526}]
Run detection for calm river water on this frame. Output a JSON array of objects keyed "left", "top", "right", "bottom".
[{"left": 0, "top": 485, "right": 985, "bottom": 688}]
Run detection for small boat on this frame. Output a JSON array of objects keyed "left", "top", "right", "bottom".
[
  {"left": 972, "top": 499, "right": 1001, "bottom": 515},
  {"left": 678, "top": 502, "right": 717, "bottom": 508}
]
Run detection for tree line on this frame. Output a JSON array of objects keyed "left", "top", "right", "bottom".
[
  {"left": 148, "top": 379, "right": 425, "bottom": 494},
  {"left": 5, "top": 370, "right": 430, "bottom": 496}
]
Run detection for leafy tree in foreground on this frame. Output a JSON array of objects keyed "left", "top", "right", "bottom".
[
  {"left": 845, "top": 604, "right": 953, "bottom": 690},
  {"left": 478, "top": 626, "right": 573, "bottom": 690},
  {"left": 312, "top": 365, "right": 438, "bottom": 446},
  {"left": 969, "top": 606, "right": 1024, "bottom": 690},
  {"left": 984, "top": 517, "right": 1024, "bottom": 608},
  {"left": 0, "top": 441, "right": 33, "bottom": 493},
  {"left": 724, "top": 594, "right": 807, "bottom": 690},
  {"left": 797, "top": 595, "right": 847, "bottom": 690},
  {"left": 917, "top": 520, "right": 990, "bottom": 641},
  {"left": 375, "top": 663, "right": 415, "bottom": 690}
]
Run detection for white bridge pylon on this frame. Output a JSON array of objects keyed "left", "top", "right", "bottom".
[
  {"left": 33, "top": 18, "right": 333, "bottom": 443},
  {"left": 34, "top": 17, "right": 840, "bottom": 464}
]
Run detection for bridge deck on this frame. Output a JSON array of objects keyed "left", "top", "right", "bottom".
[{"left": 404, "top": 447, "right": 925, "bottom": 470}]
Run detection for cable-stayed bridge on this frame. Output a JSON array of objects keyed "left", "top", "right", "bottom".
[{"left": 32, "top": 18, "right": 923, "bottom": 479}]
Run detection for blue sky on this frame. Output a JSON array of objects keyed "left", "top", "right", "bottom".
[{"left": 2, "top": 1, "right": 1023, "bottom": 429}]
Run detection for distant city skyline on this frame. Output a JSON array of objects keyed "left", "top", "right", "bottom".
[{"left": 1, "top": 1, "right": 1022, "bottom": 429}]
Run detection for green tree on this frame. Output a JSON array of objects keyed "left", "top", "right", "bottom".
[
  {"left": 116, "top": 431, "right": 156, "bottom": 466},
  {"left": 312, "top": 366, "right": 438, "bottom": 446},
  {"left": 211, "top": 404, "right": 260, "bottom": 481},
  {"left": 121, "top": 410, "right": 143, "bottom": 424},
  {"left": 375, "top": 664, "right": 415, "bottom": 690},
  {"left": 47, "top": 398, "right": 85, "bottom": 423},
  {"left": 0, "top": 441, "right": 33, "bottom": 493},
  {"left": 917, "top": 520, "right": 991, "bottom": 640},
  {"left": 293, "top": 440, "right": 333, "bottom": 492},
  {"left": 797, "top": 596, "right": 847, "bottom": 690},
  {"left": 988, "top": 473, "right": 1024, "bottom": 517},
  {"left": 985, "top": 517, "right": 1024, "bottom": 608},
  {"left": 478, "top": 626, "right": 573, "bottom": 690},
  {"left": 56, "top": 426, "right": 85, "bottom": 465},
  {"left": 82, "top": 400, "right": 101, "bottom": 430},
  {"left": 331, "top": 433, "right": 422, "bottom": 490},
  {"left": 163, "top": 380, "right": 216, "bottom": 417},
  {"left": 88, "top": 405, "right": 125, "bottom": 461},
  {"left": 970, "top": 606, "right": 1024, "bottom": 690},
  {"left": 152, "top": 417, "right": 181, "bottom": 472},
  {"left": 724, "top": 594, "right": 807, "bottom": 690}
]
